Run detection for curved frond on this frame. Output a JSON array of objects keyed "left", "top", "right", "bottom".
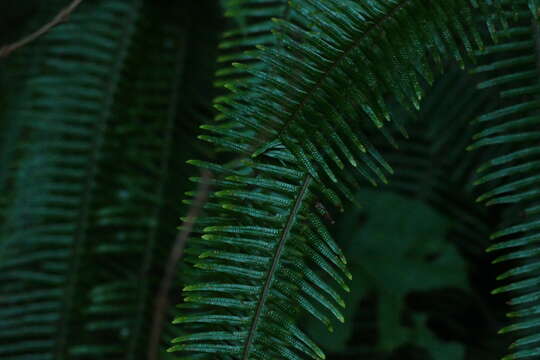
[{"left": 213, "top": 0, "right": 501, "bottom": 198}]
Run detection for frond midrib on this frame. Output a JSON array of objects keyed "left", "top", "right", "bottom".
[{"left": 241, "top": 174, "right": 312, "bottom": 359}]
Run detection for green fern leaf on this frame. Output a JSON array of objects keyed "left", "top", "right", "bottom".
[
  {"left": 213, "top": 0, "right": 502, "bottom": 200},
  {"left": 170, "top": 151, "right": 349, "bottom": 359},
  {"left": 0, "top": 1, "right": 140, "bottom": 358},
  {"left": 170, "top": 2, "right": 350, "bottom": 358},
  {"left": 472, "top": 1, "right": 540, "bottom": 358}
]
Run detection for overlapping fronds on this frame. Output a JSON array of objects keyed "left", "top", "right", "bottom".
[
  {"left": 0, "top": 1, "right": 140, "bottom": 358},
  {"left": 170, "top": 1, "right": 350, "bottom": 359},
  {"left": 175, "top": 69, "right": 503, "bottom": 356},
  {"left": 69, "top": 14, "right": 186, "bottom": 360},
  {"left": 213, "top": 0, "right": 502, "bottom": 200},
  {"left": 471, "top": 1, "right": 540, "bottom": 358},
  {"left": 303, "top": 68, "right": 504, "bottom": 358},
  {"left": 1, "top": 1, "right": 528, "bottom": 359},
  {"left": 70, "top": 2, "right": 221, "bottom": 358}
]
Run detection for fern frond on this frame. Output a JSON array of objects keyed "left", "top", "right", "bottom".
[
  {"left": 471, "top": 1, "right": 540, "bottom": 358},
  {"left": 170, "top": 149, "right": 349, "bottom": 359},
  {"left": 170, "top": 2, "right": 350, "bottom": 358},
  {"left": 304, "top": 67, "right": 505, "bottom": 358},
  {"left": 69, "top": 18, "right": 184, "bottom": 360},
  {"left": 0, "top": 1, "right": 140, "bottom": 358},
  {"left": 69, "top": 2, "right": 222, "bottom": 358},
  {"left": 213, "top": 0, "right": 501, "bottom": 200}
]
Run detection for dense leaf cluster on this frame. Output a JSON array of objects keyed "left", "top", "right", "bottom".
[{"left": 2, "top": 0, "right": 540, "bottom": 359}]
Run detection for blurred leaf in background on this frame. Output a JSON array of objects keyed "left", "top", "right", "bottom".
[
  {"left": 0, "top": 1, "right": 222, "bottom": 359},
  {"left": 307, "top": 190, "right": 468, "bottom": 359}
]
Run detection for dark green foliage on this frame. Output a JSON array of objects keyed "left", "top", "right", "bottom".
[
  {"left": 0, "top": 2, "right": 141, "bottom": 358},
  {"left": 169, "top": 2, "right": 351, "bottom": 358},
  {"left": 303, "top": 68, "right": 508, "bottom": 359},
  {"left": 70, "top": 3, "right": 211, "bottom": 357},
  {"left": 0, "top": 0, "right": 220, "bottom": 359},
  {"left": 472, "top": 1, "right": 540, "bottom": 358},
  {"left": 2, "top": 0, "right": 540, "bottom": 359},
  {"left": 214, "top": 0, "right": 501, "bottom": 198},
  {"left": 171, "top": 158, "right": 350, "bottom": 359},
  {"left": 316, "top": 190, "right": 469, "bottom": 358}
]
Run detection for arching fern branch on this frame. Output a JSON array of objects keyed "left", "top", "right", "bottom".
[
  {"left": 212, "top": 0, "right": 503, "bottom": 201},
  {"left": 471, "top": 1, "right": 540, "bottom": 358}
]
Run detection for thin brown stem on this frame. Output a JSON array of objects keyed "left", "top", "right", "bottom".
[
  {"left": 147, "top": 170, "right": 212, "bottom": 360},
  {"left": 0, "top": 0, "right": 83, "bottom": 59}
]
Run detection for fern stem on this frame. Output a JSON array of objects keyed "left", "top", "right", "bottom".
[
  {"left": 148, "top": 170, "right": 212, "bottom": 360},
  {"left": 241, "top": 174, "right": 312, "bottom": 359},
  {"left": 0, "top": 0, "right": 83, "bottom": 58}
]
